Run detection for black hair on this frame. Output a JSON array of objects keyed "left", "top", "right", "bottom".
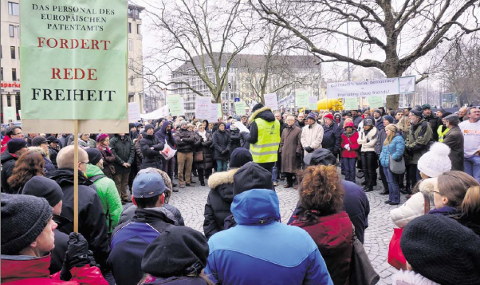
[
  {"left": 135, "top": 194, "right": 161, "bottom": 208},
  {"left": 6, "top": 126, "right": 21, "bottom": 137}
]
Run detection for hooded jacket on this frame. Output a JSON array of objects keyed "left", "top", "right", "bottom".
[
  {"left": 49, "top": 168, "right": 110, "bottom": 270},
  {"left": 205, "top": 189, "right": 333, "bottom": 285},
  {"left": 203, "top": 169, "right": 238, "bottom": 239},
  {"left": 85, "top": 164, "right": 123, "bottom": 233},
  {"left": 1, "top": 151, "right": 17, "bottom": 193},
  {"left": 340, "top": 130, "right": 360, "bottom": 158},
  {"left": 246, "top": 106, "right": 278, "bottom": 145},
  {"left": 108, "top": 207, "right": 176, "bottom": 285},
  {"left": 379, "top": 134, "right": 405, "bottom": 167},
  {"left": 155, "top": 120, "right": 176, "bottom": 148},
  {"left": 0, "top": 254, "right": 108, "bottom": 285}
]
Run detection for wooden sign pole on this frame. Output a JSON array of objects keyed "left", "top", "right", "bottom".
[{"left": 73, "top": 120, "right": 79, "bottom": 233}]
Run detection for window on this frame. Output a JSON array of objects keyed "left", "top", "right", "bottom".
[
  {"left": 10, "top": 46, "right": 15, "bottom": 59},
  {"left": 8, "top": 2, "right": 19, "bottom": 16},
  {"left": 12, "top": 68, "right": 17, "bottom": 81},
  {"left": 18, "top": 47, "right": 20, "bottom": 59},
  {"left": 9, "top": 25, "right": 15, "bottom": 37},
  {"left": 137, "top": 24, "right": 141, "bottom": 34},
  {"left": 130, "top": 76, "right": 134, "bottom": 86},
  {"left": 128, "top": 39, "right": 133, "bottom": 51},
  {"left": 1, "top": 67, "right": 3, "bottom": 81},
  {"left": 128, "top": 22, "right": 132, "bottom": 33}
]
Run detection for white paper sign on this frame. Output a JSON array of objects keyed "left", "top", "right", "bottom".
[
  {"left": 264, "top": 93, "right": 278, "bottom": 110},
  {"left": 128, "top": 102, "right": 141, "bottom": 123},
  {"left": 195, "top": 96, "right": 213, "bottom": 120},
  {"left": 234, "top": 121, "right": 250, "bottom": 133},
  {"left": 327, "top": 77, "right": 416, "bottom": 98}
]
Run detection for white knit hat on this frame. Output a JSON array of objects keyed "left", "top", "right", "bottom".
[{"left": 417, "top": 143, "right": 452, "bottom": 178}]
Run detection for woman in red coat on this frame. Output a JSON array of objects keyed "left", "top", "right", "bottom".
[
  {"left": 289, "top": 165, "right": 354, "bottom": 285},
  {"left": 1, "top": 193, "right": 107, "bottom": 285},
  {"left": 340, "top": 121, "right": 360, "bottom": 183}
]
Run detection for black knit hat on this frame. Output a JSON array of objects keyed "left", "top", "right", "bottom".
[
  {"left": 304, "top": 148, "right": 337, "bottom": 166},
  {"left": 32, "top": 136, "right": 48, "bottom": 146},
  {"left": 141, "top": 226, "right": 209, "bottom": 278},
  {"left": 144, "top": 124, "right": 155, "bottom": 131},
  {"left": 252, "top": 103, "right": 264, "bottom": 113},
  {"left": 229, "top": 147, "right": 253, "bottom": 168},
  {"left": 410, "top": 108, "right": 423, "bottom": 117},
  {"left": 233, "top": 162, "right": 274, "bottom": 195},
  {"left": 85, "top": 148, "right": 102, "bottom": 165},
  {"left": 363, "top": 118, "right": 374, "bottom": 126},
  {"left": 22, "top": 176, "right": 63, "bottom": 207},
  {"left": 1, "top": 193, "right": 52, "bottom": 255},
  {"left": 401, "top": 215, "right": 480, "bottom": 285},
  {"left": 7, "top": 138, "right": 27, "bottom": 154}
]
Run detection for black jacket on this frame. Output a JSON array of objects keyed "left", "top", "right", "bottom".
[
  {"left": 195, "top": 131, "right": 214, "bottom": 170},
  {"left": 1, "top": 152, "right": 17, "bottom": 194},
  {"left": 109, "top": 208, "right": 176, "bottom": 285},
  {"left": 110, "top": 135, "right": 135, "bottom": 167},
  {"left": 212, "top": 130, "right": 231, "bottom": 161},
  {"left": 203, "top": 169, "right": 237, "bottom": 239},
  {"left": 174, "top": 128, "right": 196, "bottom": 153},
  {"left": 228, "top": 129, "right": 242, "bottom": 153},
  {"left": 322, "top": 123, "right": 341, "bottom": 155},
  {"left": 140, "top": 133, "right": 164, "bottom": 169},
  {"left": 155, "top": 121, "right": 176, "bottom": 148},
  {"left": 49, "top": 168, "right": 110, "bottom": 270},
  {"left": 424, "top": 114, "right": 441, "bottom": 141}
]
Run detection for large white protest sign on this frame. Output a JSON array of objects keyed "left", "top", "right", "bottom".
[
  {"left": 264, "top": 93, "right": 279, "bottom": 110},
  {"left": 326, "top": 77, "right": 415, "bottom": 98},
  {"left": 195, "top": 96, "right": 213, "bottom": 119}
]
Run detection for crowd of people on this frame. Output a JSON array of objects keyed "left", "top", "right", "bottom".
[{"left": 1, "top": 103, "right": 479, "bottom": 285}]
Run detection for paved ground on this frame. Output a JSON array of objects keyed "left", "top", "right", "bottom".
[{"left": 169, "top": 175, "right": 406, "bottom": 285}]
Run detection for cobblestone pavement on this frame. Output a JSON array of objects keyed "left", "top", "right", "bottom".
[{"left": 169, "top": 175, "right": 406, "bottom": 285}]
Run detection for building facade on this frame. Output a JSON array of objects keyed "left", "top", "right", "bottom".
[
  {"left": 171, "top": 53, "right": 322, "bottom": 118},
  {"left": 1, "top": 0, "right": 21, "bottom": 123},
  {"left": 0, "top": 1, "right": 145, "bottom": 123}
]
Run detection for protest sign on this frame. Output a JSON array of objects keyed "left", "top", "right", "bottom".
[
  {"left": 195, "top": 96, "right": 213, "bottom": 119},
  {"left": 166, "top": 95, "right": 185, "bottom": 115},
  {"left": 367, "top": 95, "right": 384, "bottom": 108},
  {"left": 216, "top": 104, "right": 222, "bottom": 118},
  {"left": 343, "top": 97, "right": 359, "bottom": 110},
  {"left": 264, "top": 93, "right": 278, "bottom": 110},
  {"left": 295, "top": 90, "right": 309, "bottom": 108},
  {"left": 3, "top": 107, "right": 16, "bottom": 122},
  {"left": 326, "top": 77, "right": 415, "bottom": 98},
  {"left": 308, "top": 96, "right": 318, "bottom": 110},
  {"left": 235, "top": 101, "right": 247, "bottom": 115},
  {"left": 128, "top": 102, "right": 141, "bottom": 123}
]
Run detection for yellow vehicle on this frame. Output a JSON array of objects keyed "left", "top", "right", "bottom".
[{"left": 316, "top": 98, "right": 344, "bottom": 111}]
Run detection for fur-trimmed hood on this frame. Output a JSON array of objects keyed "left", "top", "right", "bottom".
[
  {"left": 208, "top": 168, "right": 239, "bottom": 189},
  {"left": 248, "top": 106, "right": 275, "bottom": 124}
]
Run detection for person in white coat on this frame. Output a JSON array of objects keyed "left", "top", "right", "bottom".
[
  {"left": 301, "top": 112, "right": 324, "bottom": 156},
  {"left": 358, "top": 118, "right": 378, "bottom": 192}
]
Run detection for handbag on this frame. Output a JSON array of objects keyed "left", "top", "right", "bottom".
[
  {"left": 387, "top": 228, "right": 407, "bottom": 270},
  {"left": 349, "top": 235, "right": 380, "bottom": 285},
  {"left": 160, "top": 141, "right": 176, "bottom": 160},
  {"left": 194, "top": 151, "right": 204, "bottom": 162},
  {"left": 389, "top": 155, "right": 405, "bottom": 174}
]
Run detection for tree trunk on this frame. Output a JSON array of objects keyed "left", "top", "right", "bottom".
[{"left": 384, "top": 68, "right": 402, "bottom": 110}]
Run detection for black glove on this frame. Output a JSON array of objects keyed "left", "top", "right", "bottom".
[
  {"left": 60, "top": 233, "right": 96, "bottom": 281},
  {"left": 305, "top": 147, "right": 314, "bottom": 153}
]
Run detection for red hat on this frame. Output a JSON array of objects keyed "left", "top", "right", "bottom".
[
  {"left": 323, "top": 113, "right": 334, "bottom": 121},
  {"left": 344, "top": 121, "right": 355, "bottom": 128}
]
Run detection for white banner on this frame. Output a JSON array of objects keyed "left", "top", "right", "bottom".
[
  {"left": 264, "top": 93, "right": 278, "bottom": 110},
  {"left": 195, "top": 96, "right": 213, "bottom": 120},
  {"left": 326, "top": 76, "right": 415, "bottom": 98}
]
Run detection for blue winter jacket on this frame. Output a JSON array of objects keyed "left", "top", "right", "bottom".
[
  {"left": 205, "top": 189, "right": 333, "bottom": 285},
  {"left": 379, "top": 134, "right": 405, "bottom": 167}
]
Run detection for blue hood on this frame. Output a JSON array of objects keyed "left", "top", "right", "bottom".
[{"left": 231, "top": 189, "right": 280, "bottom": 225}]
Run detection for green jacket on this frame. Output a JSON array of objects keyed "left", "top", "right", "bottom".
[
  {"left": 85, "top": 164, "right": 122, "bottom": 233},
  {"left": 405, "top": 119, "right": 433, "bottom": 164}
]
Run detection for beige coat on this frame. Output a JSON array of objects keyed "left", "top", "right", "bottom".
[
  {"left": 358, "top": 126, "right": 378, "bottom": 152},
  {"left": 301, "top": 123, "right": 324, "bottom": 155}
]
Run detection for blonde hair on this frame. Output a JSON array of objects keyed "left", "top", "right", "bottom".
[
  {"left": 384, "top": 124, "right": 397, "bottom": 145},
  {"left": 461, "top": 186, "right": 480, "bottom": 218}
]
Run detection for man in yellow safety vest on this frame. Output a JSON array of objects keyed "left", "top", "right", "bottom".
[{"left": 245, "top": 104, "right": 281, "bottom": 173}]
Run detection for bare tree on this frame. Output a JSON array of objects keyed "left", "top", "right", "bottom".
[
  {"left": 251, "top": 0, "right": 480, "bottom": 109},
  {"left": 142, "top": 0, "right": 256, "bottom": 106},
  {"left": 440, "top": 37, "right": 480, "bottom": 105}
]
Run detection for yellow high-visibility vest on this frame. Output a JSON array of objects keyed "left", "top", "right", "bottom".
[
  {"left": 250, "top": 118, "right": 281, "bottom": 163},
  {"left": 437, "top": 125, "right": 449, "bottom": 142}
]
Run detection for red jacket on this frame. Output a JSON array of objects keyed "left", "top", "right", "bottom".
[
  {"left": 1, "top": 254, "right": 108, "bottom": 285},
  {"left": 1, "top": 136, "right": 11, "bottom": 154},
  {"left": 290, "top": 211, "right": 354, "bottom": 285},
  {"left": 340, "top": 131, "right": 360, "bottom": 158}
]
